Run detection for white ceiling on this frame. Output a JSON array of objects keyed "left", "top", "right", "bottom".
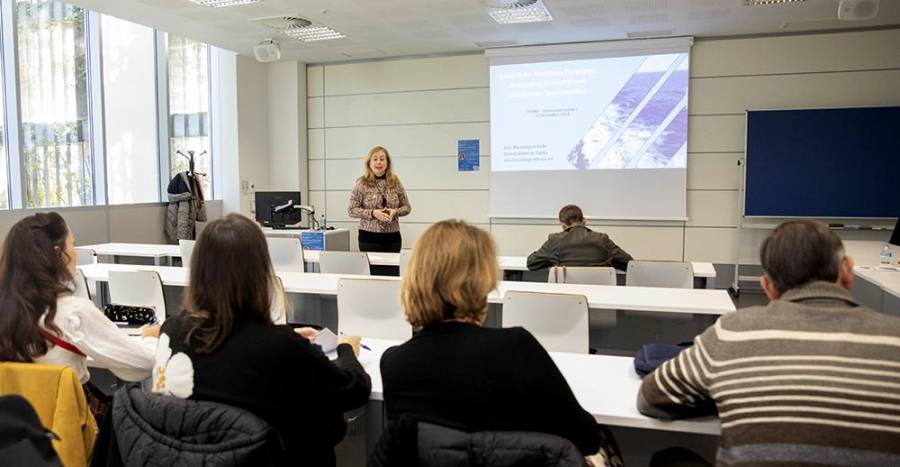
[{"left": 68, "top": 0, "right": 900, "bottom": 63}]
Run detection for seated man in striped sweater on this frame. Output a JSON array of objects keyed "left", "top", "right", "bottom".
[{"left": 638, "top": 219, "right": 900, "bottom": 466}]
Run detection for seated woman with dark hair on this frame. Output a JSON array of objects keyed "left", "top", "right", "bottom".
[
  {"left": 375, "top": 220, "right": 605, "bottom": 464},
  {"left": 0, "top": 212, "right": 156, "bottom": 385},
  {"left": 154, "top": 213, "right": 370, "bottom": 466}
]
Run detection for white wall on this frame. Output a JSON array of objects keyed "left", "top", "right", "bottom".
[
  {"left": 267, "top": 61, "right": 308, "bottom": 202},
  {"left": 307, "top": 28, "right": 900, "bottom": 264},
  {"left": 235, "top": 55, "right": 271, "bottom": 216},
  {"left": 215, "top": 57, "right": 309, "bottom": 217}
]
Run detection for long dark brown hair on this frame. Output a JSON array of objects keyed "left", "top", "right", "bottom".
[
  {"left": 182, "top": 213, "right": 275, "bottom": 353},
  {"left": 0, "top": 212, "right": 74, "bottom": 361}
]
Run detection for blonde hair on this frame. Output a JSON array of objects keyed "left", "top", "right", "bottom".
[
  {"left": 401, "top": 220, "right": 500, "bottom": 327},
  {"left": 361, "top": 146, "right": 399, "bottom": 186}
]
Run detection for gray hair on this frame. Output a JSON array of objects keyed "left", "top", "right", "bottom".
[{"left": 760, "top": 220, "right": 844, "bottom": 293}]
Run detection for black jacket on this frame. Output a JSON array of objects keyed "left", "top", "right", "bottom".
[
  {"left": 381, "top": 322, "right": 600, "bottom": 456},
  {"left": 92, "top": 385, "right": 280, "bottom": 467},
  {"left": 159, "top": 315, "right": 371, "bottom": 466},
  {"left": 526, "top": 224, "right": 632, "bottom": 271},
  {"left": 369, "top": 419, "right": 586, "bottom": 467},
  {"left": 0, "top": 395, "right": 61, "bottom": 467}
]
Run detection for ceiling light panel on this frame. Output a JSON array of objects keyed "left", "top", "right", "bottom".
[
  {"left": 744, "top": 0, "right": 806, "bottom": 5},
  {"left": 488, "top": 1, "right": 553, "bottom": 24},
  {"left": 189, "top": 0, "right": 260, "bottom": 7},
  {"left": 284, "top": 26, "right": 346, "bottom": 42}
]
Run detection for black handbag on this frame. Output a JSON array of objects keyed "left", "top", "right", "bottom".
[{"left": 103, "top": 304, "right": 158, "bottom": 326}]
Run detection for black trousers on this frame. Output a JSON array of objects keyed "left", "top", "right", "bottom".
[{"left": 358, "top": 230, "right": 401, "bottom": 276}]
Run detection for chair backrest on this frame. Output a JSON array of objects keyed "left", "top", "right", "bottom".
[
  {"left": 178, "top": 240, "right": 195, "bottom": 267},
  {"left": 398, "top": 249, "right": 413, "bottom": 277},
  {"left": 547, "top": 266, "right": 616, "bottom": 285},
  {"left": 625, "top": 261, "right": 694, "bottom": 289},
  {"left": 116, "top": 385, "right": 277, "bottom": 465},
  {"left": 337, "top": 277, "right": 410, "bottom": 340},
  {"left": 266, "top": 237, "right": 304, "bottom": 272},
  {"left": 108, "top": 270, "right": 167, "bottom": 323},
  {"left": 72, "top": 269, "right": 91, "bottom": 300},
  {"left": 502, "top": 291, "right": 589, "bottom": 354},
  {"left": 0, "top": 362, "right": 97, "bottom": 467},
  {"left": 73, "top": 248, "right": 96, "bottom": 266},
  {"left": 319, "top": 251, "right": 370, "bottom": 275}
]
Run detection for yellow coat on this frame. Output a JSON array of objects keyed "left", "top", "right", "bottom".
[{"left": 0, "top": 362, "right": 97, "bottom": 467}]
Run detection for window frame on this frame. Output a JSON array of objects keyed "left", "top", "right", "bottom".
[{"left": 0, "top": 0, "right": 217, "bottom": 210}]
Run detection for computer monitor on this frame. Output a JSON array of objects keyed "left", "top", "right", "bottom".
[
  {"left": 255, "top": 191, "right": 303, "bottom": 227},
  {"left": 891, "top": 218, "right": 900, "bottom": 247}
]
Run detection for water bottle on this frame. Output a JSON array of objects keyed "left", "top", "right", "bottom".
[
  {"left": 319, "top": 214, "right": 327, "bottom": 230},
  {"left": 881, "top": 244, "right": 893, "bottom": 265}
]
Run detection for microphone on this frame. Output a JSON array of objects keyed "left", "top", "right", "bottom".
[{"left": 273, "top": 200, "right": 295, "bottom": 213}]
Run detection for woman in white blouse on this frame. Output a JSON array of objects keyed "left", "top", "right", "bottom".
[{"left": 0, "top": 212, "right": 156, "bottom": 385}]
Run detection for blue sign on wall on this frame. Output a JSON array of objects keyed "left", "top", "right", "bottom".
[
  {"left": 458, "top": 139, "right": 480, "bottom": 171},
  {"left": 300, "top": 230, "right": 325, "bottom": 251}
]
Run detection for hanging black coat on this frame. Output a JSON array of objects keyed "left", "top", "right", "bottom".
[{"left": 165, "top": 172, "right": 206, "bottom": 243}]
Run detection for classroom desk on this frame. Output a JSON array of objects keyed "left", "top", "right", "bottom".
[
  {"left": 308, "top": 251, "right": 716, "bottom": 277},
  {"left": 78, "top": 263, "right": 735, "bottom": 317},
  {"left": 87, "top": 335, "right": 720, "bottom": 460},
  {"left": 358, "top": 337, "right": 720, "bottom": 435},
  {"left": 79, "top": 243, "right": 180, "bottom": 266},
  {"left": 259, "top": 228, "right": 351, "bottom": 251},
  {"left": 852, "top": 265, "right": 900, "bottom": 316},
  {"left": 79, "top": 242, "right": 718, "bottom": 288},
  {"left": 844, "top": 240, "right": 900, "bottom": 315}
]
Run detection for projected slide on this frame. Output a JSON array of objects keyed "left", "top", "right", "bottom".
[{"left": 490, "top": 53, "right": 689, "bottom": 171}]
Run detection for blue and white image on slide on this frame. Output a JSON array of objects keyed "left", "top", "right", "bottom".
[{"left": 568, "top": 53, "right": 689, "bottom": 169}]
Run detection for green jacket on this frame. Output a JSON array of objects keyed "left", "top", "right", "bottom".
[{"left": 526, "top": 224, "right": 632, "bottom": 271}]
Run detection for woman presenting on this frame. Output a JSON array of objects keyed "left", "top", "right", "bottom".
[{"left": 348, "top": 146, "right": 411, "bottom": 273}]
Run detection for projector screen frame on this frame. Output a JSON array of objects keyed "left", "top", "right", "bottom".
[{"left": 486, "top": 38, "right": 694, "bottom": 221}]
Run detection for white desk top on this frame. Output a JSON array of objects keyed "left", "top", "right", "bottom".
[
  {"left": 79, "top": 242, "right": 716, "bottom": 279},
  {"left": 79, "top": 264, "right": 734, "bottom": 315},
  {"left": 359, "top": 338, "right": 720, "bottom": 435},
  {"left": 844, "top": 241, "right": 900, "bottom": 268},
  {"left": 306, "top": 251, "right": 717, "bottom": 278},
  {"left": 79, "top": 243, "right": 180, "bottom": 258},
  {"left": 854, "top": 265, "right": 900, "bottom": 299},
  {"left": 98, "top": 335, "right": 720, "bottom": 436}
]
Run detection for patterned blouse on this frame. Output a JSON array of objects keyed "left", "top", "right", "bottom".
[{"left": 347, "top": 177, "right": 411, "bottom": 233}]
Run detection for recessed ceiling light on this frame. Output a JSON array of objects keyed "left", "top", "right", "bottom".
[
  {"left": 188, "top": 0, "right": 260, "bottom": 7},
  {"left": 744, "top": 0, "right": 806, "bottom": 5},
  {"left": 487, "top": 0, "right": 553, "bottom": 24},
  {"left": 284, "top": 26, "right": 345, "bottom": 42}
]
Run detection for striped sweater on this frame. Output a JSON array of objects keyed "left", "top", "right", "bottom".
[{"left": 638, "top": 281, "right": 900, "bottom": 466}]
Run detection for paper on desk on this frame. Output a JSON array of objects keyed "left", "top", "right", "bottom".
[{"left": 314, "top": 328, "right": 339, "bottom": 353}]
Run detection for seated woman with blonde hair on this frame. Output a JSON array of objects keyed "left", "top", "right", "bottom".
[{"left": 376, "top": 220, "right": 604, "bottom": 463}]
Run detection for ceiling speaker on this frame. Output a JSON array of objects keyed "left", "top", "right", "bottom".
[
  {"left": 838, "top": 0, "right": 879, "bottom": 20},
  {"left": 253, "top": 39, "right": 281, "bottom": 63}
]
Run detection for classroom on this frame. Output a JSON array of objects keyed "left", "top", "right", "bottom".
[{"left": 0, "top": 1, "right": 899, "bottom": 466}]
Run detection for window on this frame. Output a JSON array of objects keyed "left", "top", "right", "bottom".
[
  {"left": 16, "top": 0, "right": 93, "bottom": 208},
  {"left": 100, "top": 15, "right": 158, "bottom": 204},
  {"left": 167, "top": 34, "right": 210, "bottom": 198}
]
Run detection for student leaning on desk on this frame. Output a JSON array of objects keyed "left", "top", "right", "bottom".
[
  {"left": 371, "top": 220, "right": 621, "bottom": 466},
  {"left": 527, "top": 204, "right": 633, "bottom": 271},
  {"left": 0, "top": 213, "right": 157, "bottom": 421},
  {"left": 638, "top": 220, "right": 900, "bottom": 466},
  {"left": 151, "top": 214, "right": 370, "bottom": 466}
]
